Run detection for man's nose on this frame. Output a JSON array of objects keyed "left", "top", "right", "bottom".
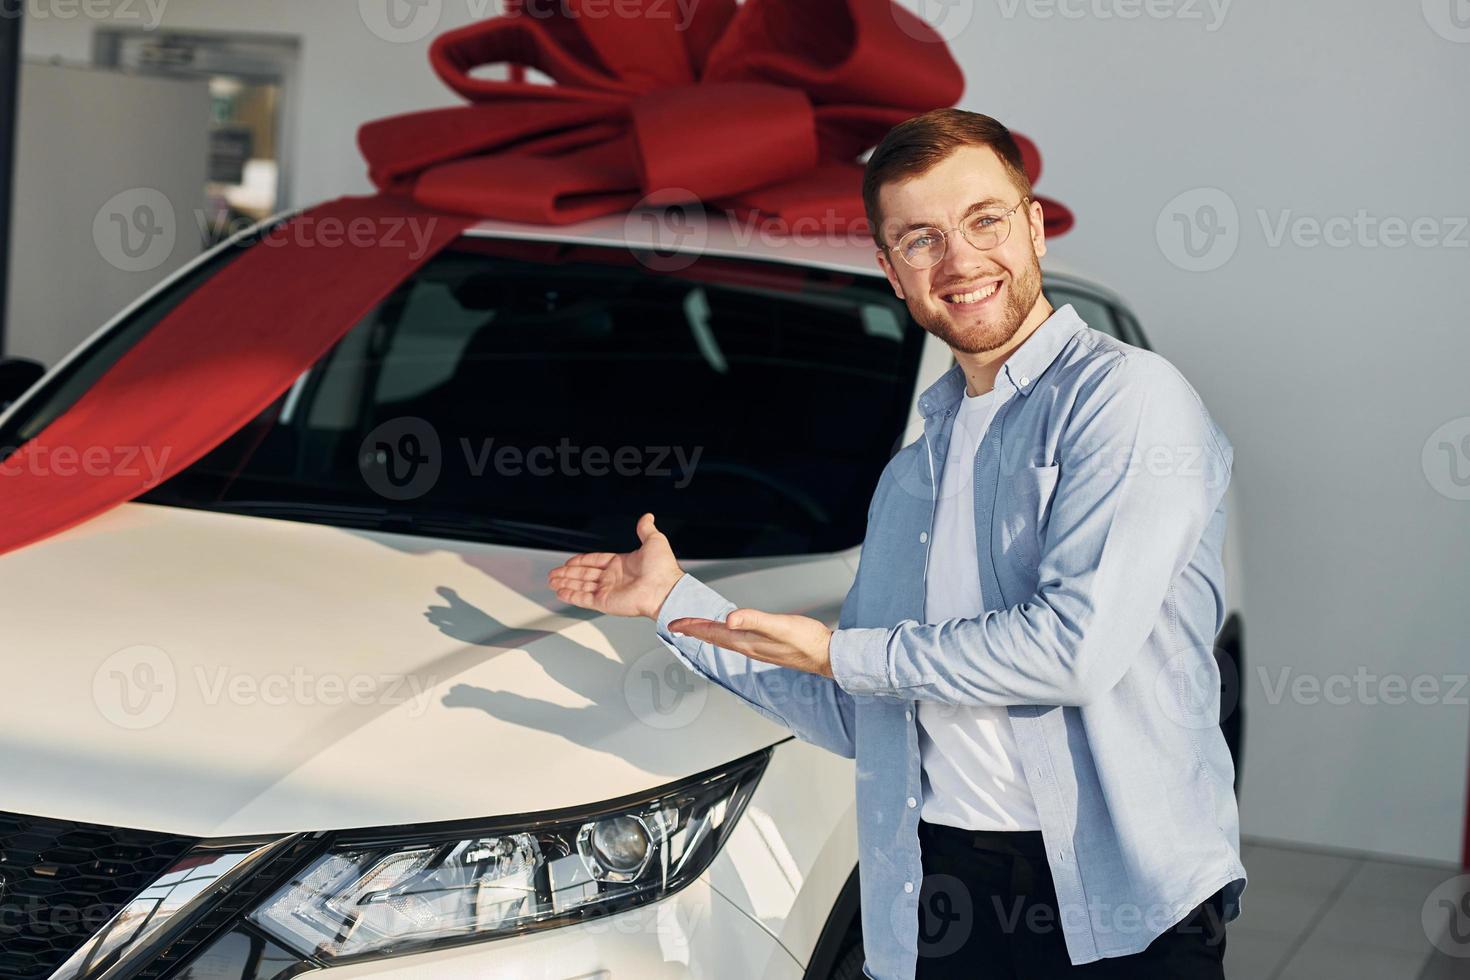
[{"left": 937, "top": 228, "right": 991, "bottom": 279}]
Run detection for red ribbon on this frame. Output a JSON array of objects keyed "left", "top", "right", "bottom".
[
  {"left": 358, "top": 0, "right": 1074, "bottom": 235},
  {"left": 0, "top": 0, "right": 1074, "bottom": 561}
]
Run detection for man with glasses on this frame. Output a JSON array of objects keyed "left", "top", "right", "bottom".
[{"left": 548, "top": 108, "right": 1244, "bottom": 978}]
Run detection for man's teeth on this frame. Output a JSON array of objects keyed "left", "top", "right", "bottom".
[{"left": 945, "top": 283, "right": 1000, "bottom": 304}]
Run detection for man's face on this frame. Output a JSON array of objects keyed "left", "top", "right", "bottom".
[{"left": 874, "top": 144, "right": 1049, "bottom": 354}]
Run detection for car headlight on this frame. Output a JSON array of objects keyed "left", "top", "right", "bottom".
[{"left": 247, "top": 750, "right": 768, "bottom": 963}]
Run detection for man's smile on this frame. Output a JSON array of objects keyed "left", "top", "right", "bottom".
[{"left": 939, "top": 278, "right": 1004, "bottom": 309}]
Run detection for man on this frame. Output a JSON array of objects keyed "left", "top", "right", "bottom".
[{"left": 548, "top": 108, "right": 1245, "bottom": 979}]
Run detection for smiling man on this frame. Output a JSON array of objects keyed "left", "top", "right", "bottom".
[{"left": 548, "top": 108, "right": 1245, "bottom": 979}]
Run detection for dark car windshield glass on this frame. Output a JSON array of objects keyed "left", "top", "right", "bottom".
[{"left": 120, "top": 238, "right": 926, "bottom": 558}]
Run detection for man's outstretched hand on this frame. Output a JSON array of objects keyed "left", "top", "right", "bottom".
[
  {"left": 546, "top": 512, "right": 836, "bottom": 678},
  {"left": 546, "top": 513, "right": 686, "bottom": 620}
]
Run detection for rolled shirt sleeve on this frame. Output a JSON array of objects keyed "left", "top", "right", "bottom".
[{"left": 654, "top": 571, "right": 858, "bottom": 758}]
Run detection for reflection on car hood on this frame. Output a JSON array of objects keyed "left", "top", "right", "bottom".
[{"left": 0, "top": 503, "right": 844, "bottom": 838}]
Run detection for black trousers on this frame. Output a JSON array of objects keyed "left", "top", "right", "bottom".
[{"left": 915, "top": 818, "right": 1227, "bottom": 979}]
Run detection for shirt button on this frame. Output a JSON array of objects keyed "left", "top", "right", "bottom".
[
  {"left": 905, "top": 710, "right": 913, "bottom": 721},
  {"left": 1020, "top": 375, "right": 1031, "bottom": 386},
  {"left": 907, "top": 797, "right": 917, "bottom": 808},
  {"left": 919, "top": 531, "right": 928, "bottom": 543},
  {"left": 904, "top": 881, "right": 914, "bottom": 893}
]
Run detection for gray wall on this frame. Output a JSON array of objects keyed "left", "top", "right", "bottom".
[{"left": 7, "top": 62, "right": 208, "bottom": 366}]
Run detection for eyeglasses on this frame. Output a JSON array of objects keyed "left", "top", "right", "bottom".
[{"left": 886, "top": 197, "right": 1030, "bottom": 270}]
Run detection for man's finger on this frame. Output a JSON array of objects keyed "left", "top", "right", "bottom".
[
  {"left": 564, "top": 552, "right": 616, "bottom": 568},
  {"left": 549, "top": 564, "right": 602, "bottom": 584},
  {"left": 725, "top": 607, "right": 779, "bottom": 632},
  {"left": 667, "top": 617, "right": 754, "bottom": 649}
]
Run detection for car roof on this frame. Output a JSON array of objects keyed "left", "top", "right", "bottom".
[{"left": 461, "top": 213, "right": 1127, "bottom": 308}]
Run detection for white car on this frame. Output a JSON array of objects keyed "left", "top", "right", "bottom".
[{"left": 0, "top": 208, "right": 1245, "bottom": 980}]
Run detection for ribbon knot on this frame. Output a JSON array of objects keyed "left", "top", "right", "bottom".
[{"left": 630, "top": 82, "right": 817, "bottom": 204}]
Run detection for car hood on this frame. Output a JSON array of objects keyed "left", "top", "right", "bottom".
[{"left": 0, "top": 503, "right": 846, "bottom": 838}]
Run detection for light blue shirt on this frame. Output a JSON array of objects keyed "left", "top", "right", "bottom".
[{"left": 653, "top": 303, "right": 1246, "bottom": 978}]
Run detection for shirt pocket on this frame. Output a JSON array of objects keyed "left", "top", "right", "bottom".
[{"left": 1000, "top": 462, "right": 1061, "bottom": 570}]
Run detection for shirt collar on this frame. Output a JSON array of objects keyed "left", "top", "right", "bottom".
[{"left": 916, "top": 303, "right": 1087, "bottom": 419}]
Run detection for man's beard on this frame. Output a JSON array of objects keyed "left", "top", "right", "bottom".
[{"left": 909, "top": 253, "right": 1044, "bottom": 355}]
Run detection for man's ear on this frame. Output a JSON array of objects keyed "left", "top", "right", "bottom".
[
  {"left": 876, "top": 248, "right": 906, "bottom": 300},
  {"left": 1029, "top": 198, "right": 1048, "bottom": 260}
]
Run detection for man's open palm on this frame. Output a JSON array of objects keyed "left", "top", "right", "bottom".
[{"left": 546, "top": 512, "right": 685, "bottom": 620}]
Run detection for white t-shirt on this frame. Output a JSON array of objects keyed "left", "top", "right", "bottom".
[{"left": 918, "top": 383, "right": 1041, "bottom": 831}]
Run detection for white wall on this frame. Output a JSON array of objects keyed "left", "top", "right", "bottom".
[
  {"left": 19, "top": 0, "right": 1469, "bottom": 863},
  {"left": 8, "top": 62, "right": 208, "bottom": 365},
  {"left": 899, "top": 0, "right": 1470, "bottom": 862},
  {"left": 20, "top": 0, "right": 510, "bottom": 209}
]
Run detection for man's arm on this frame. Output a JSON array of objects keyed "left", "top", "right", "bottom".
[
  {"left": 828, "top": 351, "right": 1231, "bottom": 707},
  {"left": 652, "top": 565, "right": 861, "bottom": 760}
]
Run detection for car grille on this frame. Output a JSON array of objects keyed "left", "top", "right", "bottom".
[{"left": 0, "top": 810, "right": 197, "bottom": 980}]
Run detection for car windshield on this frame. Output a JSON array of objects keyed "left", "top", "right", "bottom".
[{"left": 70, "top": 236, "right": 925, "bottom": 558}]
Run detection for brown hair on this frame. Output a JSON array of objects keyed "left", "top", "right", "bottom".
[{"left": 862, "top": 108, "right": 1033, "bottom": 246}]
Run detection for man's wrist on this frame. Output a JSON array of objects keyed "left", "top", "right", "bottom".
[{"left": 645, "top": 568, "right": 687, "bottom": 621}]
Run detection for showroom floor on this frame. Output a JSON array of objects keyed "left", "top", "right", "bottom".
[{"left": 1229, "top": 839, "right": 1469, "bottom": 979}]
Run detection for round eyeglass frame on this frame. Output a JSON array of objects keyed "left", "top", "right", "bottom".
[{"left": 886, "top": 196, "right": 1031, "bottom": 269}]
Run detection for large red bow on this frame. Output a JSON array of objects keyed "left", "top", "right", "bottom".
[{"left": 359, "top": 0, "right": 1074, "bottom": 235}]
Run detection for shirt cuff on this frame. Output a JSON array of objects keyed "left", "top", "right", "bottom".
[
  {"left": 827, "top": 625, "right": 894, "bottom": 695},
  {"left": 654, "top": 571, "right": 733, "bottom": 638}
]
